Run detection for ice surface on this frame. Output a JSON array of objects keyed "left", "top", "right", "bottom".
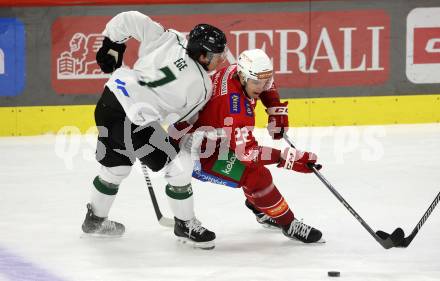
[{"left": 0, "top": 124, "right": 439, "bottom": 281}]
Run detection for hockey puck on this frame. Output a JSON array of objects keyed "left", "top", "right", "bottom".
[{"left": 328, "top": 271, "right": 340, "bottom": 277}]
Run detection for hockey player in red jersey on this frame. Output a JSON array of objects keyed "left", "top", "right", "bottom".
[{"left": 170, "top": 49, "right": 323, "bottom": 243}]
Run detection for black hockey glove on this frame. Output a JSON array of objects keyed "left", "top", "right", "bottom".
[{"left": 96, "top": 37, "right": 126, "bottom": 74}]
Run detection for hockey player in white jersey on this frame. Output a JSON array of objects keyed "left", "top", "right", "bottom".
[{"left": 81, "top": 11, "right": 227, "bottom": 249}]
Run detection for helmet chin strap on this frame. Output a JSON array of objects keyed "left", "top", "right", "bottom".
[
  {"left": 236, "top": 71, "right": 251, "bottom": 99},
  {"left": 201, "top": 63, "right": 209, "bottom": 71},
  {"left": 241, "top": 79, "right": 253, "bottom": 99},
  {"left": 243, "top": 87, "right": 252, "bottom": 99}
]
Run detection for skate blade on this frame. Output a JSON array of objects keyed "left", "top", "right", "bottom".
[
  {"left": 80, "top": 232, "right": 124, "bottom": 239},
  {"left": 314, "top": 238, "right": 326, "bottom": 244},
  {"left": 176, "top": 237, "right": 215, "bottom": 250},
  {"left": 286, "top": 236, "right": 326, "bottom": 244},
  {"left": 260, "top": 223, "right": 282, "bottom": 230}
]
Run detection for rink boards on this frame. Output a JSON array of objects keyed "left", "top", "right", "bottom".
[
  {"left": 1, "top": 94, "right": 439, "bottom": 136},
  {"left": 1, "top": 1, "right": 440, "bottom": 135}
]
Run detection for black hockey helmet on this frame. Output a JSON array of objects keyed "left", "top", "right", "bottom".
[{"left": 187, "top": 24, "right": 227, "bottom": 60}]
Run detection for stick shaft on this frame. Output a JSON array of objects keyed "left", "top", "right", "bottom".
[
  {"left": 309, "top": 165, "right": 385, "bottom": 244},
  {"left": 141, "top": 164, "right": 174, "bottom": 227},
  {"left": 283, "top": 134, "right": 393, "bottom": 249},
  {"left": 403, "top": 191, "right": 440, "bottom": 246}
]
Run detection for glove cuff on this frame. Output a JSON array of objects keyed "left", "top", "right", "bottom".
[
  {"left": 103, "top": 37, "right": 126, "bottom": 52},
  {"left": 281, "top": 147, "right": 297, "bottom": 169},
  {"left": 266, "top": 105, "right": 288, "bottom": 115}
]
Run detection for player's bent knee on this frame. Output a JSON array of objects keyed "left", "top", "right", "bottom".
[
  {"left": 99, "top": 165, "right": 132, "bottom": 185},
  {"left": 165, "top": 150, "right": 193, "bottom": 187},
  {"left": 139, "top": 143, "right": 180, "bottom": 172},
  {"left": 141, "top": 155, "right": 168, "bottom": 172},
  {"left": 241, "top": 164, "right": 273, "bottom": 191}
]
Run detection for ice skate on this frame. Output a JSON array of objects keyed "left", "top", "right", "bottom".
[
  {"left": 174, "top": 217, "right": 216, "bottom": 250},
  {"left": 81, "top": 203, "right": 125, "bottom": 237},
  {"left": 245, "top": 199, "right": 281, "bottom": 229},
  {"left": 282, "top": 218, "right": 324, "bottom": 243}
]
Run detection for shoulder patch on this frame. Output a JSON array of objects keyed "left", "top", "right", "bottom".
[
  {"left": 244, "top": 99, "right": 253, "bottom": 117},
  {"left": 229, "top": 93, "right": 241, "bottom": 114},
  {"left": 221, "top": 65, "right": 235, "bottom": 96}
]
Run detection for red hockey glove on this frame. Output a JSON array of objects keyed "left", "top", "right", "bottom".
[
  {"left": 266, "top": 101, "right": 289, "bottom": 140},
  {"left": 277, "top": 147, "right": 320, "bottom": 173}
]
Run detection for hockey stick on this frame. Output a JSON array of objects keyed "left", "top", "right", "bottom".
[
  {"left": 283, "top": 134, "right": 404, "bottom": 249},
  {"left": 141, "top": 164, "right": 174, "bottom": 227},
  {"left": 376, "top": 191, "right": 440, "bottom": 247}
]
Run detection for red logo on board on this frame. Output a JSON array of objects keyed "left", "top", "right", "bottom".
[
  {"left": 413, "top": 27, "right": 440, "bottom": 64},
  {"left": 51, "top": 11, "right": 390, "bottom": 95}
]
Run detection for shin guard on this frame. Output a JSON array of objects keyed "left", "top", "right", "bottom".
[{"left": 241, "top": 164, "right": 294, "bottom": 226}]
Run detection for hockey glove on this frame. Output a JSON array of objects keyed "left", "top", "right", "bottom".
[
  {"left": 96, "top": 37, "right": 126, "bottom": 74},
  {"left": 277, "top": 147, "right": 320, "bottom": 173},
  {"left": 266, "top": 101, "right": 289, "bottom": 140}
]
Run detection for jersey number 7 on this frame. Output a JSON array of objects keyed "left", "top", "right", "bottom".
[{"left": 139, "top": 66, "right": 176, "bottom": 88}]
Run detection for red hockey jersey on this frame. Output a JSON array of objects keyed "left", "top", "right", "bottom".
[{"left": 192, "top": 65, "right": 280, "bottom": 165}]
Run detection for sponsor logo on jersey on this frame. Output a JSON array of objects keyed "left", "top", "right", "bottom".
[
  {"left": 212, "top": 151, "right": 245, "bottom": 181},
  {"left": 406, "top": 8, "right": 440, "bottom": 83},
  {"left": 221, "top": 65, "right": 235, "bottom": 96},
  {"left": 244, "top": 99, "right": 253, "bottom": 117},
  {"left": 211, "top": 71, "right": 221, "bottom": 95},
  {"left": 221, "top": 153, "right": 237, "bottom": 175},
  {"left": 0, "top": 18, "right": 25, "bottom": 96},
  {"left": 229, "top": 93, "right": 241, "bottom": 114},
  {"left": 192, "top": 169, "right": 239, "bottom": 188},
  {"left": 115, "top": 79, "right": 129, "bottom": 96}
]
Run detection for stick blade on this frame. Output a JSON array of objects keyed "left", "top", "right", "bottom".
[
  {"left": 389, "top": 227, "right": 405, "bottom": 245},
  {"left": 395, "top": 232, "right": 414, "bottom": 248},
  {"left": 376, "top": 230, "right": 390, "bottom": 240},
  {"left": 376, "top": 228, "right": 405, "bottom": 248}
]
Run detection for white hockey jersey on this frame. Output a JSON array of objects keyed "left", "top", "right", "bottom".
[{"left": 103, "top": 11, "right": 212, "bottom": 126}]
